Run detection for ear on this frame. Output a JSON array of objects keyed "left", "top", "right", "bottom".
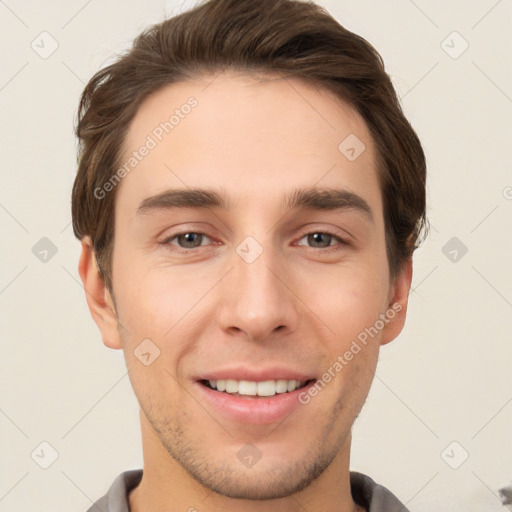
[
  {"left": 78, "top": 236, "right": 122, "bottom": 350},
  {"left": 380, "top": 257, "right": 413, "bottom": 346}
]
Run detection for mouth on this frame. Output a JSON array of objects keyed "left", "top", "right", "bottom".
[
  {"left": 195, "top": 377, "right": 317, "bottom": 424},
  {"left": 200, "top": 378, "right": 315, "bottom": 398}
]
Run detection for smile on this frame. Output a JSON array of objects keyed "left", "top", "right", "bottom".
[
  {"left": 196, "top": 378, "right": 317, "bottom": 424},
  {"left": 202, "top": 379, "right": 313, "bottom": 397}
]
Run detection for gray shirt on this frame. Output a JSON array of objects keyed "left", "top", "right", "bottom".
[{"left": 86, "top": 469, "right": 410, "bottom": 512}]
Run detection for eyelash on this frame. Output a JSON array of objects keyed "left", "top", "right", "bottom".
[{"left": 160, "top": 230, "right": 349, "bottom": 254}]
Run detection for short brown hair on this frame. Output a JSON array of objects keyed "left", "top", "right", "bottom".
[{"left": 72, "top": 0, "right": 427, "bottom": 292}]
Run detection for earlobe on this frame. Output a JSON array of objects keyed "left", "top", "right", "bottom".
[
  {"left": 380, "top": 258, "right": 413, "bottom": 346},
  {"left": 78, "top": 236, "right": 122, "bottom": 350}
]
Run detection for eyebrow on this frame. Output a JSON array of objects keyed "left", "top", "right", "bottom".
[
  {"left": 285, "top": 187, "right": 373, "bottom": 221},
  {"left": 136, "top": 186, "right": 373, "bottom": 221},
  {"left": 137, "top": 188, "right": 231, "bottom": 214}
]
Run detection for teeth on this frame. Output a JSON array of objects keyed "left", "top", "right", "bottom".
[
  {"left": 207, "top": 379, "right": 307, "bottom": 396},
  {"left": 257, "top": 380, "right": 276, "bottom": 396},
  {"left": 225, "top": 379, "right": 238, "bottom": 393},
  {"left": 239, "top": 380, "right": 257, "bottom": 395},
  {"left": 275, "top": 379, "right": 288, "bottom": 393}
]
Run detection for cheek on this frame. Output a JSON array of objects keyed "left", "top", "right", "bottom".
[
  {"left": 300, "top": 261, "right": 390, "bottom": 337},
  {"left": 114, "top": 270, "right": 198, "bottom": 410},
  {"left": 113, "top": 262, "right": 215, "bottom": 362}
]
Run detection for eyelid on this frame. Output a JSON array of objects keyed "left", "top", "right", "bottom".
[
  {"left": 294, "top": 225, "right": 352, "bottom": 245},
  {"left": 157, "top": 222, "right": 217, "bottom": 243},
  {"left": 161, "top": 231, "right": 215, "bottom": 247},
  {"left": 160, "top": 228, "right": 350, "bottom": 254},
  {"left": 294, "top": 231, "right": 349, "bottom": 249}
]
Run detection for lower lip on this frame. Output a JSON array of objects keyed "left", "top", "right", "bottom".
[{"left": 194, "top": 380, "right": 316, "bottom": 425}]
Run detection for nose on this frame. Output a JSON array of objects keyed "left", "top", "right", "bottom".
[{"left": 216, "top": 242, "right": 299, "bottom": 342}]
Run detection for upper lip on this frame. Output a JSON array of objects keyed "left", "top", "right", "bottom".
[{"left": 196, "top": 366, "right": 317, "bottom": 383}]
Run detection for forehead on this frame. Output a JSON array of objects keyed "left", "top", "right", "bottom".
[{"left": 116, "top": 71, "right": 380, "bottom": 214}]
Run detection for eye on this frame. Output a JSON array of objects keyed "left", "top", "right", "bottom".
[
  {"left": 165, "top": 232, "right": 213, "bottom": 249},
  {"left": 160, "top": 230, "right": 347, "bottom": 253},
  {"left": 296, "top": 231, "right": 346, "bottom": 249}
]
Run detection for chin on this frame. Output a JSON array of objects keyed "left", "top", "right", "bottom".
[{"left": 184, "top": 460, "right": 329, "bottom": 500}]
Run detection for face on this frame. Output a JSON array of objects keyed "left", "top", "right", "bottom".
[{"left": 83, "top": 72, "right": 411, "bottom": 500}]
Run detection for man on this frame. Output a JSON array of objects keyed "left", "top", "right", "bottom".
[{"left": 72, "top": 0, "right": 427, "bottom": 510}]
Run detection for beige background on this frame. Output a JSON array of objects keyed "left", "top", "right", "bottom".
[{"left": 1, "top": 0, "right": 511, "bottom": 511}]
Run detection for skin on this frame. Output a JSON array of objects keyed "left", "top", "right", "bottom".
[{"left": 79, "top": 71, "right": 412, "bottom": 512}]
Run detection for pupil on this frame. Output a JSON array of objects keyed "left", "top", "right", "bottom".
[
  {"left": 309, "top": 233, "right": 330, "bottom": 248},
  {"left": 180, "top": 233, "right": 200, "bottom": 248}
]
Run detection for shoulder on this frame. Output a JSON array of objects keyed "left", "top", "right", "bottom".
[
  {"left": 350, "top": 471, "right": 410, "bottom": 512},
  {"left": 86, "top": 469, "right": 143, "bottom": 512}
]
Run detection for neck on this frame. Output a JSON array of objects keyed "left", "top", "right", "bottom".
[{"left": 129, "top": 410, "right": 363, "bottom": 512}]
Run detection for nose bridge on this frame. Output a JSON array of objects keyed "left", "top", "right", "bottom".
[{"left": 217, "top": 238, "right": 298, "bottom": 341}]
